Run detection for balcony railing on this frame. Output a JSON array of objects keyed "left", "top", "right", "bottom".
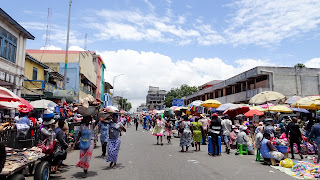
[
  {"left": 23, "top": 80, "right": 45, "bottom": 90},
  {"left": 80, "top": 86, "right": 96, "bottom": 98},
  {"left": 23, "top": 80, "right": 63, "bottom": 93}
]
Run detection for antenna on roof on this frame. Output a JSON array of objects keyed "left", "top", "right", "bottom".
[{"left": 45, "top": 8, "right": 52, "bottom": 48}]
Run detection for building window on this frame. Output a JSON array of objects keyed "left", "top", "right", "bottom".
[
  {"left": 32, "top": 67, "right": 37, "bottom": 80},
  {"left": 0, "top": 26, "right": 17, "bottom": 63}
]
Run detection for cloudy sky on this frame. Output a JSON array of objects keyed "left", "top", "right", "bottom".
[{"left": 2, "top": 0, "right": 320, "bottom": 110}]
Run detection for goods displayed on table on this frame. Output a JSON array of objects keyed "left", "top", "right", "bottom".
[{"left": 1, "top": 146, "right": 44, "bottom": 174}]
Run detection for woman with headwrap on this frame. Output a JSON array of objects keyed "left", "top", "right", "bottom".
[{"left": 106, "top": 113, "right": 126, "bottom": 169}]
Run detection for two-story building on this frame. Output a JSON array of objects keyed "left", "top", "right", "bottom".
[
  {"left": 183, "top": 66, "right": 320, "bottom": 105},
  {"left": 22, "top": 54, "right": 64, "bottom": 101},
  {"left": 93, "top": 53, "right": 106, "bottom": 103},
  {"left": 0, "top": 8, "right": 34, "bottom": 97},
  {"left": 26, "top": 49, "right": 98, "bottom": 102}
]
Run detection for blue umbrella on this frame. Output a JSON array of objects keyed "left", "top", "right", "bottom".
[
  {"left": 216, "top": 103, "right": 234, "bottom": 112},
  {"left": 290, "top": 107, "right": 310, "bottom": 113}
]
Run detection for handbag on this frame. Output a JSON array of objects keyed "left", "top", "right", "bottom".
[
  {"left": 178, "top": 127, "right": 184, "bottom": 134},
  {"left": 37, "top": 139, "right": 55, "bottom": 154},
  {"left": 53, "top": 143, "right": 66, "bottom": 160}
]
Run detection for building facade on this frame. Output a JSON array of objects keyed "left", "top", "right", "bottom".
[
  {"left": 94, "top": 54, "right": 106, "bottom": 102},
  {"left": 26, "top": 49, "right": 98, "bottom": 102},
  {"left": 0, "top": 8, "right": 34, "bottom": 97},
  {"left": 146, "top": 86, "right": 166, "bottom": 110},
  {"left": 22, "top": 54, "right": 63, "bottom": 100},
  {"left": 184, "top": 66, "right": 320, "bottom": 105}
]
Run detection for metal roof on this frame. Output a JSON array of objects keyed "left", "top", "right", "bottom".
[
  {"left": 26, "top": 54, "right": 49, "bottom": 68},
  {"left": 0, "top": 8, "right": 35, "bottom": 40}
]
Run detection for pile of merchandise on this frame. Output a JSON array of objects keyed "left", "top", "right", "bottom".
[{"left": 291, "top": 161, "right": 320, "bottom": 179}]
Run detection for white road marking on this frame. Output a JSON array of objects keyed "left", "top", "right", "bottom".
[{"left": 188, "top": 160, "right": 200, "bottom": 163}]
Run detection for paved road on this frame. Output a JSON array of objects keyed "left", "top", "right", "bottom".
[{"left": 28, "top": 125, "right": 295, "bottom": 180}]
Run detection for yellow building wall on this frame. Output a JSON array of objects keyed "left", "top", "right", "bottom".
[
  {"left": 24, "top": 58, "right": 45, "bottom": 80},
  {"left": 23, "top": 58, "right": 45, "bottom": 90}
]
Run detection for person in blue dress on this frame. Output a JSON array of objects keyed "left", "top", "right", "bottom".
[
  {"left": 99, "top": 114, "right": 111, "bottom": 157},
  {"left": 106, "top": 113, "right": 126, "bottom": 169}
]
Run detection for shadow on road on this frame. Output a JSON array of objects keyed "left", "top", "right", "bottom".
[
  {"left": 102, "top": 163, "right": 125, "bottom": 170},
  {"left": 71, "top": 171, "right": 98, "bottom": 179},
  {"left": 94, "top": 155, "right": 105, "bottom": 159}
]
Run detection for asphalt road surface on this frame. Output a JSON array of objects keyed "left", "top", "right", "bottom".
[{"left": 28, "top": 124, "right": 295, "bottom": 180}]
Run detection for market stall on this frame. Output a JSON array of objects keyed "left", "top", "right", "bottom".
[{"left": 0, "top": 147, "right": 48, "bottom": 180}]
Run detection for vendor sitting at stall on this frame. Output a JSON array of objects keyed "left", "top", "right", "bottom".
[
  {"left": 261, "top": 133, "right": 284, "bottom": 161},
  {"left": 237, "top": 125, "right": 254, "bottom": 155},
  {"left": 17, "top": 105, "right": 31, "bottom": 126}
]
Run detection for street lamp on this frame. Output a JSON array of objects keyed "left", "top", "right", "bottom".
[{"left": 112, "top": 74, "right": 124, "bottom": 96}]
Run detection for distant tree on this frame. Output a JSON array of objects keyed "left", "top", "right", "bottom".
[
  {"left": 164, "top": 84, "right": 199, "bottom": 107},
  {"left": 118, "top": 97, "right": 132, "bottom": 111},
  {"left": 294, "top": 63, "right": 306, "bottom": 68}
]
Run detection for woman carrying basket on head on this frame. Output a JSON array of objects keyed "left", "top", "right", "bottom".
[
  {"left": 106, "top": 113, "right": 126, "bottom": 169},
  {"left": 75, "top": 116, "right": 95, "bottom": 178}
]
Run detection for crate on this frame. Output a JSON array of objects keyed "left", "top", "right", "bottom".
[{"left": 0, "top": 126, "right": 40, "bottom": 149}]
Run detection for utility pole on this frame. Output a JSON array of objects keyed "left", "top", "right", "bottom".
[
  {"left": 63, "top": 0, "right": 72, "bottom": 89},
  {"left": 121, "top": 90, "right": 127, "bottom": 111}
]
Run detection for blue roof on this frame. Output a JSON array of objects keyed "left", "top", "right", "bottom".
[{"left": 0, "top": 8, "right": 35, "bottom": 40}]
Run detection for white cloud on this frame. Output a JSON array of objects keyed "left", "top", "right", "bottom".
[
  {"left": 304, "top": 58, "right": 320, "bottom": 68},
  {"left": 144, "top": 0, "right": 155, "bottom": 11},
  {"left": 20, "top": 22, "right": 47, "bottom": 31},
  {"left": 225, "top": 0, "right": 320, "bottom": 46},
  {"left": 69, "top": 46, "right": 85, "bottom": 51},
  {"left": 98, "top": 49, "right": 274, "bottom": 111},
  {"left": 88, "top": 9, "right": 226, "bottom": 46},
  {"left": 197, "top": 25, "right": 226, "bottom": 45},
  {"left": 40, "top": 45, "right": 62, "bottom": 50}
]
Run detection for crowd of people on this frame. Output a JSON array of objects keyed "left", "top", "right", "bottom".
[
  {"left": 4, "top": 100, "right": 320, "bottom": 178},
  {"left": 138, "top": 111, "right": 320, "bottom": 165},
  {"left": 0, "top": 101, "right": 132, "bottom": 178}
]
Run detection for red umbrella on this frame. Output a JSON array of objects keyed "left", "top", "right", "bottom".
[
  {"left": 19, "top": 97, "right": 33, "bottom": 110},
  {"left": 0, "top": 94, "right": 17, "bottom": 102},
  {"left": 223, "top": 104, "right": 250, "bottom": 118},
  {"left": 244, "top": 109, "right": 264, "bottom": 118},
  {"left": 0, "top": 89, "right": 20, "bottom": 102}
]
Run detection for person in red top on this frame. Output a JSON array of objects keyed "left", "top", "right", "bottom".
[
  {"left": 28, "top": 111, "right": 36, "bottom": 137},
  {"left": 126, "top": 115, "right": 130, "bottom": 127}
]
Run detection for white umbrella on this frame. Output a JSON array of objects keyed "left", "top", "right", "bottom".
[
  {"left": 30, "top": 99, "right": 57, "bottom": 109},
  {"left": 249, "top": 91, "right": 285, "bottom": 104},
  {"left": 188, "top": 100, "right": 203, "bottom": 107}
]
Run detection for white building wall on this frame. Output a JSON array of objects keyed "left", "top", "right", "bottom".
[{"left": 0, "top": 17, "right": 27, "bottom": 96}]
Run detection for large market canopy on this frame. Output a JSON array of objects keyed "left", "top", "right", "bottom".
[{"left": 249, "top": 91, "right": 285, "bottom": 104}]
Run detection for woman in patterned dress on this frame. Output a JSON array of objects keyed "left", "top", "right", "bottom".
[
  {"left": 152, "top": 115, "right": 166, "bottom": 145},
  {"left": 180, "top": 115, "right": 193, "bottom": 152},
  {"left": 165, "top": 118, "right": 173, "bottom": 144},
  {"left": 191, "top": 117, "right": 202, "bottom": 152},
  {"left": 75, "top": 116, "right": 95, "bottom": 178},
  {"left": 106, "top": 113, "right": 126, "bottom": 169}
]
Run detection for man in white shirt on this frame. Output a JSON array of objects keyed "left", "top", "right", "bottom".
[
  {"left": 199, "top": 114, "right": 209, "bottom": 145},
  {"left": 221, "top": 114, "right": 232, "bottom": 154}
]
